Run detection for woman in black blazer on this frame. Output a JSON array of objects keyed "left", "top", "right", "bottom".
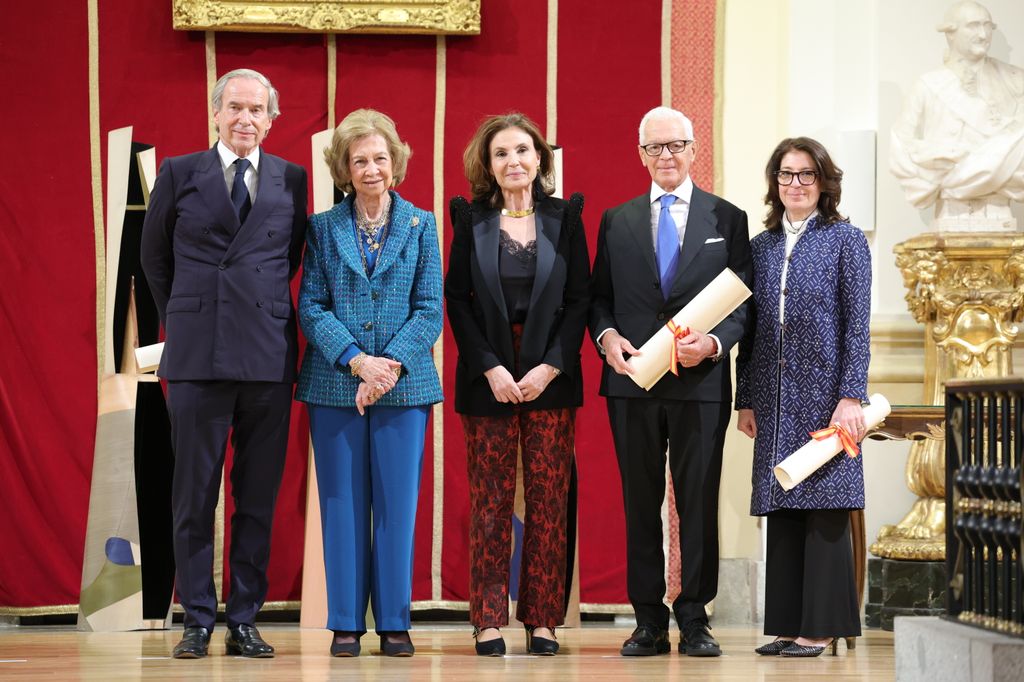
[{"left": 445, "top": 112, "right": 590, "bottom": 656}]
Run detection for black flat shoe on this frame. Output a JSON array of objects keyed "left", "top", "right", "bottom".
[
  {"left": 225, "top": 624, "right": 274, "bottom": 658},
  {"left": 754, "top": 638, "right": 795, "bottom": 655},
  {"left": 330, "top": 631, "right": 361, "bottom": 657},
  {"left": 380, "top": 631, "right": 415, "bottom": 657},
  {"left": 525, "top": 626, "right": 558, "bottom": 656},
  {"left": 172, "top": 626, "right": 211, "bottom": 659},
  {"left": 620, "top": 624, "right": 670, "bottom": 656},
  {"left": 779, "top": 638, "right": 838, "bottom": 657},
  {"left": 678, "top": 621, "right": 721, "bottom": 657},
  {"left": 473, "top": 627, "right": 506, "bottom": 656}
]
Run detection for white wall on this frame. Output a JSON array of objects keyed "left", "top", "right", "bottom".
[{"left": 719, "top": 0, "right": 1024, "bottom": 561}]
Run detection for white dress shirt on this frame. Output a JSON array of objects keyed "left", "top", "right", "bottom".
[
  {"left": 649, "top": 176, "right": 693, "bottom": 255},
  {"left": 217, "top": 141, "right": 260, "bottom": 202}
]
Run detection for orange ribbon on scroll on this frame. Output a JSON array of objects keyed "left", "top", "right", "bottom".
[
  {"left": 666, "top": 321, "right": 690, "bottom": 376},
  {"left": 809, "top": 424, "right": 860, "bottom": 458}
]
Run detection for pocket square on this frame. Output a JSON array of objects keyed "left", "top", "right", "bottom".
[{"left": 704, "top": 237, "right": 725, "bottom": 244}]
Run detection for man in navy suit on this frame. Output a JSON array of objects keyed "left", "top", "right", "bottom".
[
  {"left": 141, "top": 68, "right": 307, "bottom": 659},
  {"left": 590, "top": 106, "right": 751, "bottom": 658}
]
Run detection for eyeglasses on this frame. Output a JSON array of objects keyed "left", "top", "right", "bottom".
[
  {"left": 774, "top": 170, "right": 818, "bottom": 186},
  {"left": 640, "top": 140, "right": 693, "bottom": 157}
]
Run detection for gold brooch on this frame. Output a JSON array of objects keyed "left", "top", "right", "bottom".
[{"left": 411, "top": 216, "right": 420, "bottom": 227}]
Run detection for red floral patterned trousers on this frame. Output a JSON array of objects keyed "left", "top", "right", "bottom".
[{"left": 462, "top": 405, "right": 574, "bottom": 629}]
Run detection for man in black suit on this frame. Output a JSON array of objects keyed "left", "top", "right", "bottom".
[
  {"left": 590, "top": 106, "right": 751, "bottom": 657},
  {"left": 141, "top": 68, "right": 307, "bottom": 659}
]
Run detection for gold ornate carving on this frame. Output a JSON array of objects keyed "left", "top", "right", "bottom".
[
  {"left": 872, "top": 233, "right": 1024, "bottom": 560},
  {"left": 173, "top": 0, "right": 480, "bottom": 35}
]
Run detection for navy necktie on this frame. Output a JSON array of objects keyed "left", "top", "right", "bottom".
[
  {"left": 657, "top": 193, "right": 679, "bottom": 299},
  {"left": 231, "top": 158, "right": 252, "bottom": 224}
]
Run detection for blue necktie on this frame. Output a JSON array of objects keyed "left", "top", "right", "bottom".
[
  {"left": 657, "top": 193, "right": 679, "bottom": 299},
  {"left": 231, "top": 158, "right": 252, "bottom": 224}
]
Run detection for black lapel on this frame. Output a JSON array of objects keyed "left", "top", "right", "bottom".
[
  {"left": 529, "top": 200, "right": 561, "bottom": 310},
  {"left": 473, "top": 209, "right": 508, "bottom": 320}
]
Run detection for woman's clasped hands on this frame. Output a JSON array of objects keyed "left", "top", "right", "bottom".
[
  {"left": 484, "top": 364, "right": 559, "bottom": 404},
  {"left": 353, "top": 355, "right": 402, "bottom": 415}
]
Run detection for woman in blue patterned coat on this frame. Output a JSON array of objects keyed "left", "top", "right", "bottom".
[
  {"left": 735, "top": 137, "right": 871, "bottom": 658},
  {"left": 296, "top": 109, "right": 443, "bottom": 658}
]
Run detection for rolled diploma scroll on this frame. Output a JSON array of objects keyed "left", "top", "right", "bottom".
[
  {"left": 773, "top": 393, "right": 892, "bottom": 491},
  {"left": 626, "top": 268, "right": 752, "bottom": 391}
]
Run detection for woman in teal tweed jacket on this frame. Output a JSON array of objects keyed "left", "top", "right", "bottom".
[{"left": 296, "top": 109, "right": 442, "bottom": 658}]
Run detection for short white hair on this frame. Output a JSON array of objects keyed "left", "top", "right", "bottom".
[{"left": 638, "top": 106, "right": 695, "bottom": 144}]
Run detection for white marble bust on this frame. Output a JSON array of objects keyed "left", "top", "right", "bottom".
[{"left": 890, "top": 1, "right": 1024, "bottom": 231}]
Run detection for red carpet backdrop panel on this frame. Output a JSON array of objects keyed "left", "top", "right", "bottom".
[{"left": 0, "top": 0, "right": 722, "bottom": 614}]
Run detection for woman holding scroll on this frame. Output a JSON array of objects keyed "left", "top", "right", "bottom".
[
  {"left": 735, "top": 137, "right": 871, "bottom": 658},
  {"left": 445, "top": 113, "right": 589, "bottom": 656}
]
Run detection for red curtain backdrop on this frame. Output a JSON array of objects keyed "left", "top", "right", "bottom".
[{"left": 0, "top": 0, "right": 720, "bottom": 612}]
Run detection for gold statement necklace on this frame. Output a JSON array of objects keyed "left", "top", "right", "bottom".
[{"left": 500, "top": 206, "right": 535, "bottom": 218}]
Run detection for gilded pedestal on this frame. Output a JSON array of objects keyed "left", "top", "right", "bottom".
[{"left": 873, "top": 233, "right": 1024, "bottom": 561}]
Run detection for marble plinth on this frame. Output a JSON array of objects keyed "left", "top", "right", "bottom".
[{"left": 866, "top": 558, "right": 946, "bottom": 630}]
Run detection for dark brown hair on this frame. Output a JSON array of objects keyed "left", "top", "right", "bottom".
[
  {"left": 462, "top": 112, "right": 555, "bottom": 207},
  {"left": 763, "top": 136, "right": 846, "bottom": 230}
]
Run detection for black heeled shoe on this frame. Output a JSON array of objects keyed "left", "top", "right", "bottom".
[
  {"left": 473, "top": 627, "right": 506, "bottom": 656},
  {"left": 379, "top": 631, "right": 415, "bottom": 657},
  {"left": 754, "top": 638, "right": 795, "bottom": 655},
  {"left": 329, "top": 631, "right": 361, "bottom": 657},
  {"left": 779, "top": 638, "right": 838, "bottom": 657},
  {"left": 525, "top": 625, "right": 558, "bottom": 656}
]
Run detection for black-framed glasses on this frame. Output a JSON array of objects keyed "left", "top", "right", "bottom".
[
  {"left": 774, "top": 170, "right": 818, "bottom": 186},
  {"left": 640, "top": 140, "right": 693, "bottom": 157}
]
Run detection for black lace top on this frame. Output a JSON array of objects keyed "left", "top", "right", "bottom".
[{"left": 498, "top": 228, "right": 536, "bottom": 324}]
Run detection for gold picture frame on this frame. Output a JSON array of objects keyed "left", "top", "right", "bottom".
[{"left": 172, "top": 0, "right": 480, "bottom": 34}]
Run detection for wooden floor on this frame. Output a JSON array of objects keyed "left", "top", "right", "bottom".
[{"left": 0, "top": 624, "right": 895, "bottom": 681}]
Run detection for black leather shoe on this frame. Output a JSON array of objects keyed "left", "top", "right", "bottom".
[
  {"left": 678, "top": 621, "right": 721, "bottom": 657},
  {"left": 330, "top": 631, "right": 361, "bottom": 657},
  {"left": 525, "top": 626, "right": 559, "bottom": 655},
  {"left": 172, "top": 626, "right": 211, "bottom": 659},
  {"left": 380, "top": 631, "right": 415, "bottom": 657},
  {"left": 620, "top": 624, "right": 670, "bottom": 656},
  {"left": 225, "top": 624, "right": 275, "bottom": 658}
]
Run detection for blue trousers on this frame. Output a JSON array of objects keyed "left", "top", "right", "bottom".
[{"left": 309, "top": 404, "right": 428, "bottom": 633}]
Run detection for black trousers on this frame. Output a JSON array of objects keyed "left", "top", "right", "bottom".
[
  {"left": 764, "top": 508, "right": 862, "bottom": 638},
  {"left": 607, "top": 397, "right": 729, "bottom": 629},
  {"left": 166, "top": 380, "right": 293, "bottom": 631}
]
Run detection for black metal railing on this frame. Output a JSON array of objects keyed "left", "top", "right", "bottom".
[{"left": 946, "top": 377, "right": 1023, "bottom": 637}]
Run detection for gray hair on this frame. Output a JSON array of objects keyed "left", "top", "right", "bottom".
[
  {"left": 211, "top": 68, "right": 280, "bottom": 120},
  {"left": 638, "top": 106, "right": 695, "bottom": 144}
]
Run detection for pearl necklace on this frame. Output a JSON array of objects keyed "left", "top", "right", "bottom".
[{"left": 355, "top": 194, "right": 391, "bottom": 253}]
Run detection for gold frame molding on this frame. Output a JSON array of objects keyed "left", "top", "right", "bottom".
[{"left": 172, "top": 0, "right": 480, "bottom": 34}]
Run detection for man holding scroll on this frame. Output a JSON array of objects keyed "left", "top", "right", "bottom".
[{"left": 590, "top": 106, "right": 751, "bottom": 657}]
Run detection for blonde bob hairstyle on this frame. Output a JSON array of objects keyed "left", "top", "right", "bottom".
[
  {"left": 463, "top": 112, "right": 555, "bottom": 207},
  {"left": 324, "top": 108, "right": 412, "bottom": 193}
]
